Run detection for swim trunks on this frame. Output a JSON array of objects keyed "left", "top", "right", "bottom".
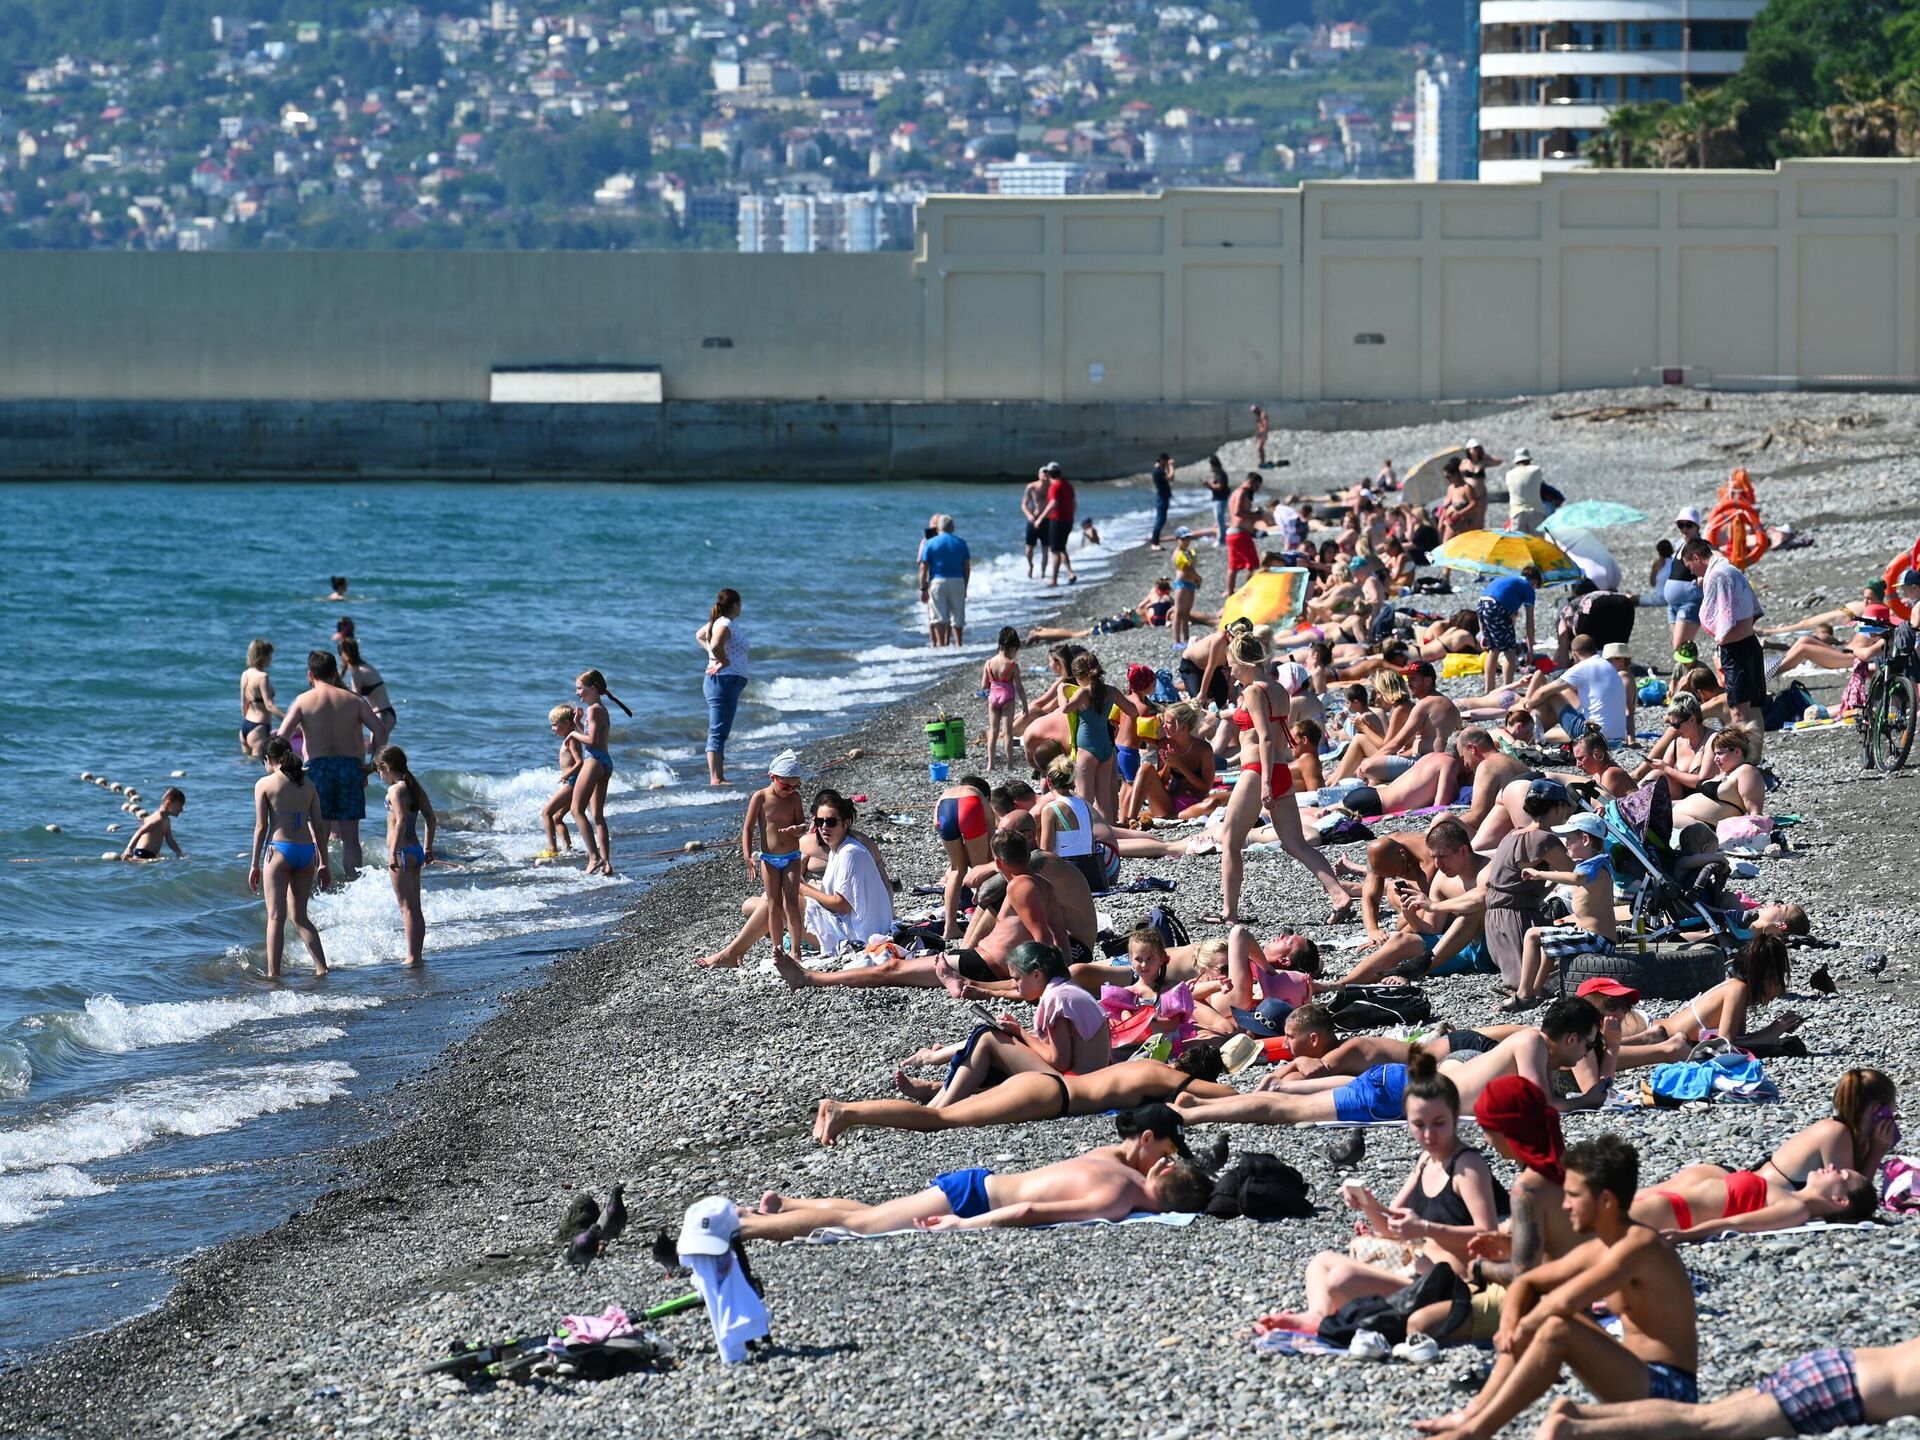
[
  {"left": 1069, "top": 840, "right": 1121, "bottom": 894},
  {"left": 1644, "top": 1362, "right": 1699, "bottom": 1404},
  {"left": 1423, "top": 934, "right": 1494, "bottom": 976},
  {"left": 129, "top": 847, "right": 157, "bottom": 860},
  {"left": 1115, "top": 745, "right": 1141, "bottom": 784},
  {"left": 1441, "top": 1028, "right": 1496, "bottom": 1056},
  {"left": 1025, "top": 520, "right": 1043, "bottom": 548},
  {"left": 1719, "top": 634, "right": 1767, "bottom": 708},
  {"left": 1758, "top": 1349, "right": 1865, "bottom": 1434},
  {"left": 1227, "top": 531, "right": 1259, "bottom": 572},
  {"left": 1332, "top": 1063, "right": 1409, "bottom": 1124},
  {"left": 935, "top": 793, "right": 989, "bottom": 844},
  {"left": 1373, "top": 753, "right": 1416, "bottom": 781},
  {"left": 306, "top": 755, "right": 367, "bottom": 823},
  {"left": 1178, "top": 657, "right": 1232, "bottom": 710},
  {"left": 1343, "top": 785, "right": 1384, "bottom": 818},
  {"left": 1477, "top": 596, "right": 1519, "bottom": 655},
  {"left": 760, "top": 851, "right": 802, "bottom": 872},
  {"left": 1044, "top": 518, "right": 1073, "bottom": 555},
  {"left": 1537, "top": 923, "right": 1614, "bottom": 965},
  {"left": 949, "top": 948, "right": 1002, "bottom": 983},
  {"left": 931, "top": 1166, "right": 995, "bottom": 1220}
]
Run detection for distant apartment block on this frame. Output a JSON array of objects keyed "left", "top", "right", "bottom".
[
  {"left": 1478, "top": 0, "right": 1764, "bottom": 181},
  {"left": 1415, "top": 62, "right": 1474, "bottom": 182},
  {"left": 736, "top": 192, "right": 915, "bottom": 253},
  {"left": 985, "top": 156, "right": 1095, "bottom": 196}
]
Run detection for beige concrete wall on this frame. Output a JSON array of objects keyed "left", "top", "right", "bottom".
[
  {"left": 0, "top": 159, "right": 1915, "bottom": 404},
  {"left": 0, "top": 250, "right": 924, "bottom": 401}
]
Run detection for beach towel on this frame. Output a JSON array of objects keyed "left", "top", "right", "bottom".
[
  {"left": 797, "top": 1210, "right": 1198, "bottom": 1243},
  {"left": 1693, "top": 1219, "right": 1893, "bottom": 1243},
  {"left": 1645, "top": 1054, "right": 1777, "bottom": 1104}
]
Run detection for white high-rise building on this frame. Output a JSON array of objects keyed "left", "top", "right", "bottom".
[
  {"left": 985, "top": 155, "right": 1094, "bottom": 196},
  {"left": 779, "top": 194, "right": 815, "bottom": 253},
  {"left": 841, "top": 193, "right": 882, "bottom": 253},
  {"left": 1478, "top": 0, "right": 1765, "bottom": 182},
  {"left": 1415, "top": 63, "right": 1474, "bottom": 182},
  {"left": 736, "top": 194, "right": 777, "bottom": 252}
]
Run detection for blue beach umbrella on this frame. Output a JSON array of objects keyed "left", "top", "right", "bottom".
[{"left": 1546, "top": 500, "right": 1647, "bottom": 532}]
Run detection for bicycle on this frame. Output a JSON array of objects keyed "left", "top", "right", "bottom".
[{"left": 1858, "top": 623, "right": 1918, "bottom": 771}]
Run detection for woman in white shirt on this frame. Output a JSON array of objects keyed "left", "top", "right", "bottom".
[{"left": 697, "top": 588, "right": 750, "bottom": 786}]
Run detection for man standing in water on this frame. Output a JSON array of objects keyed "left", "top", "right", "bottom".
[
  {"left": 1022, "top": 468, "right": 1050, "bottom": 578},
  {"left": 278, "top": 650, "right": 380, "bottom": 880}
]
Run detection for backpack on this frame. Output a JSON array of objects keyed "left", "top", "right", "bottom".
[
  {"left": 1324, "top": 985, "right": 1433, "bottom": 1031},
  {"left": 1762, "top": 679, "right": 1816, "bottom": 731},
  {"left": 1144, "top": 903, "right": 1190, "bottom": 949},
  {"left": 1152, "top": 668, "right": 1181, "bottom": 705},
  {"left": 1316, "top": 1260, "right": 1469, "bottom": 1348},
  {"left": 1203, "top": 1152, "right": 1315, "bottom": 1221}
]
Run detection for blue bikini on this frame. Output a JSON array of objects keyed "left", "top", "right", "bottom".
[{"left": 266, "top": 807, "right": 318, "bottom": 870}]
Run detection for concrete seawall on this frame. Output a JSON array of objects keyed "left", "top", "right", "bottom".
[{"left": 0, "top": 397, "right": 1523, "bottom": 481}]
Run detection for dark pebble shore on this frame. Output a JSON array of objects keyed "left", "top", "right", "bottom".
[{"left": 5, "top": 389, "right": 1920, "bottom": 1439}]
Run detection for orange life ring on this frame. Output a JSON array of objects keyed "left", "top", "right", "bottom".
[
  {"left": 1705, "top": 500, "right": 1768, "bottom": 568},
  {"left": 1887, "top": 544, "right": 1920, "bottom": 620}
]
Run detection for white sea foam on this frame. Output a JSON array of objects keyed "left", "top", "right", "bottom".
[
  {"left": 0, "top": 1041, "right": 28, "bottom": 1100},
  {"left": 302, "top": 865, "right": 625, "bottom": 968},
  {"left": 0, "top": 1061, "right": 354, "bottom": 1178},
  {"left": 52, "top": 992, "right": 379, "bottom": 1055},
  {"left": 246, "top": 1024, "right": 347, "bottom": 1054},
  {"left": 0, "top": 1165, "right": 111, "bottom": 1227}
]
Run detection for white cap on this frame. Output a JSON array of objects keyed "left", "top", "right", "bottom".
[
  {"left": 1513, "top": 446, "right": 1533, "bottom": 463},
  {"left": 1675, "top": 506, "right": 1702, "bottom": 527},
  {"left": 1274, "top": 661, "right": 1312, "bottom": 694},
  {"left": 677, "top": 1196, "right": 739, "bottom": 1256},
  {"left": 1464, "top": 437, "right": 1482, "bottom": 450},
  {"left": 769, "top": 749, "right": 806, "bottom": 779}
]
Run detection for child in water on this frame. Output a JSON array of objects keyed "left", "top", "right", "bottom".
[
  {"left": 540, "top": 703, "right": 582, "bottom": 859},
  {"left": 121, "top": 788, "right": 185, "bottom": 861},
  {"left": 741, "top": 750, "right": 809, "bottom": 961},
  {"left": 570, "top": 668, "right": 632, "bottom": 876},
  {"left": 981, "top": 627, "right": 1028, "bottom": 771},
  {"left": 377, "top": 745, "right": 437, "bottom": 967}
]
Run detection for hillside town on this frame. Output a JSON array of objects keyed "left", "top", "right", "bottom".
[{"left": 0, "top": 0, "right": 1466, "bottom": 252}]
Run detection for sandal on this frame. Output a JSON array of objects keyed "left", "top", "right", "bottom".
[
  {"left": 1324, "top": 902, "right": 1358, "bottom": 926},
  {"left": 1201, "top": 913, "right": 1256, "bottom": 926},
  {"left": 1497, "top": 994, "right": 1542, "bottom": 1014}
]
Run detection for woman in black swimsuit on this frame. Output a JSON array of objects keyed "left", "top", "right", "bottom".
[
  {"left": 338, "top": 637, "right": 395, "bottom": 752},
  {"left": 1284, "top": 1049, "right": 1504, "bottom": 1324}
]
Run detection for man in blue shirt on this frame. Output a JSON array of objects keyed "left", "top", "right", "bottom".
[
  {"left": 918, "top": 514, "right": 972, "bottom": 648},
  {"left": 1480, "top": 563, "right": 1543, "bottom": 691},
  {"left": 1150, "top": 452, "right": 1174, "bottom": 549}
]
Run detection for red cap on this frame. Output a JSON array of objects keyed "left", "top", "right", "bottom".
[
  {"left": 1861, "top": 603, "right": 1894, "bottom": 626},
  {"left": 1576, "top": 976, "right": 1641, "bottom": 1004}
]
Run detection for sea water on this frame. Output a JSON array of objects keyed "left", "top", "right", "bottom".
[{"left": 0, "top": 479, "right": 1153, "bottom": 1356}]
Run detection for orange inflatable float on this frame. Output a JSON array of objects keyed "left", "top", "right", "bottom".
[
  {"left": 1886, "top": 534, "right": 1920, "bottom": 620},
  {"left": 1705, "top": 468, "right": 1768, "bottom": 569}
]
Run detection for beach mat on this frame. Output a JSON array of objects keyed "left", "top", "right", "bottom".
[{"left": 797, "top": 1210, "right": 1198, "bottom": 1244}]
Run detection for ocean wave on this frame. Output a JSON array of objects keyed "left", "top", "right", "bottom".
[
  {"left": 0, "top": 1041, "right": 28, "bottom": 1100},
  {"left": 0, "top": 1060, "right": 355, "bottom": 1178},
  {"left": 49, "top": 991, "right": 379, "bottom": 1057},
  {"left": 245, "top": 1024, "right": 348, "bottom": 1054},
  {"left": 300, "top": 865, "right": 626, "bottom": 968},
  {"left": 0, "top": 1165, "right": 111, "bottom": 1227}
]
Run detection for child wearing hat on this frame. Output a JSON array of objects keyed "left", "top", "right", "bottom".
[
  {"left": 1506, "top": 812, "right": 1617, "bottom": 1011},
  {"left": 742, "top": 750, "right": 810, "bottom": 963}
]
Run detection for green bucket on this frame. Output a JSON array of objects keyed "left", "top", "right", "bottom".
[
  {"left": 925, "top": 718, "right": 952, "bottom": 762},
  {"left": 943, "top": 716, "right": 967, "bottom": 761}
]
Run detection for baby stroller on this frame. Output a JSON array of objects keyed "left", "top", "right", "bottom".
[{"left": 1558, "top": 777, "right": 1736, "bottom": 1000}]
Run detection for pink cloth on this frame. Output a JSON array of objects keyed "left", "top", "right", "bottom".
[
  {"left": 1037, "top": 977, "right": 1108, "bottom": 1041},
  {"left": 1253, "top": 964, "right": 1312, "bottom": 1010},
  {"left": 1699, "top": 555, "right": 1762, "bottom": 643},
  {"left": 561, "top": 1305, "right": 634, "bottom": 1343}
]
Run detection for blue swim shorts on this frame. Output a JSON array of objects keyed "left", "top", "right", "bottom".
[
  {"left": 931, "top": 1166, "right": 995, "bottom": 1220},
  {"left": 1423, "top": 932, "right": 1495, "bottom": 976},
  {"left": 1116, "top": 745, "right": 1142, "bottom": 784},
  {"left": 1332, "top": 1064, "right": 1409, "bottom": 1124},
  {"left": 1644, "top": 1362, "right": 1699, "bottom": 1404},
  {"left": 306, "top": 755, "right": 367, "bottom": 823}
]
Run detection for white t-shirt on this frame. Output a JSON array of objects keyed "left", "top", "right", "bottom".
[
  {"left": 805, "top": 838, "right": 892, "bottom": 953},
  {"left": 683, "top": 1251, "right": 769, "bottom": 1364},
  {"left": 1562, "top": 656, "right": 1628, "bottom": 744}
]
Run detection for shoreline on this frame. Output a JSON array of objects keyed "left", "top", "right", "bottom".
[{"left": 7, "top": 391, "right": 1920, "bottom": 1439}]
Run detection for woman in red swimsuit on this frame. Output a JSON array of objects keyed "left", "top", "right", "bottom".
[
  {"left": 1630, "top": 1161, "right": 1877, "bottom": 1243},
  {"left": 1215, "top": 633, "right": 1353, "bottom": 925}
]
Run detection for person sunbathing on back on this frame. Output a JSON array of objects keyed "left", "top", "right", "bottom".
[
  {"left": 1630, "top": 1160, "right": 1876, "bottom": 1243},
  {"left": 1615, "top": 934, "right": 1802, "bottom": 1067},
  {"left": 738, "top": 1130, "right": 1214, "bottom": 1239}
]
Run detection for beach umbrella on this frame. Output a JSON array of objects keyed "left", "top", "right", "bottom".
[
  {"left": 1547, "top": 526, "right": 1621, "bottom": 590},
  {"left": 1402, "top": 446, "right": 1468, "bottom": 507},
  {"left": 1546, "top": 500, "right": 1647, "bottom": 532},
  {"left": 1431, "top": 529, "right": 1583, "bottom": 586}
]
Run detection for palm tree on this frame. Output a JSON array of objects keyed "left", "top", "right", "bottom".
[
  {"left": 1585, "top": 101, "right": 1666, "bottom": 168},
  {"left": 1665, "top": 84, "right": 1749, "bottom": 168},
  {"left": 1825, "top": 77, "right": 1899, "bottom": 156}
]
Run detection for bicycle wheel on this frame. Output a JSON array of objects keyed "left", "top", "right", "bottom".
[
  {"left": 1888, "top": 675, "right": 1917, "bottom": 769},
  {"left": 1860, "top": 673, "right": 1887, "bottom": 769}
]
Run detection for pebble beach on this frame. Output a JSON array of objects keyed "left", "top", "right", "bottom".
[{"left": 4, "top": 387, "right": 1919, "bottom": 1439}]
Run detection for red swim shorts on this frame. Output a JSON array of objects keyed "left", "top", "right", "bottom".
[{"left": 1227, "top": 531, "right": 1260, "bottom": 571}]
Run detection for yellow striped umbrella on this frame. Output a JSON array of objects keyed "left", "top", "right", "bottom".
[{"left": 1431, "top": 529, "right": 1583, "bottom": 586}]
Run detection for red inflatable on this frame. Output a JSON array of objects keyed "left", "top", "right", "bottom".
[
  {"left": 1886, "top": 536, "right": 1920, "bottom": 620},
  {"left": 1705, "top": 467, "right": 1768, "bottom": 569}
]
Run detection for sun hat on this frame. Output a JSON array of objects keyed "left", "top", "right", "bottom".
[
  {"left": 1861, "top": 603, "right": 1893, "bottom": 627},
  {"left": 1866, "top": 579, "right": 1888, "bottom": 598},
  {"left": 1473, "top": 1077, "right": 1565, "bottom": 1182},
  {"left": 1465, "top": 438, "right": 1482, "bottom": 450},
  {"left": 1901, "top": 569, "right": 1920, "bottom": 589},
  {"left": 1513, "top": 446, "right": 1533, "bottom": 463},
  {"left": 1576, "top": 976, "right": 1641, "bottom": 1005},
  {"left": 768, "top": 749, "right": 806, "bottom": 779},
  {"left": 1601, "top": 643, "right": 1632, "bottom": 662},
  {"left": 677, "top": 1196, "right": 739, "bottom": 1257},
  {"left": 1043, "top": 461, "right": 1063, "bottom": 476},
  {"left": 1274, "top": 661, "right": 1312, "bottom": 694},
  {"left": 1675, "top": 506, "right": 1702, "bottom": 527},
  {"left": 1220, "top": 1034, "right": 1261, "bottom": 1076},
  {"left": 1552, "top": 813, "right": 1607, "bottom": 840}
]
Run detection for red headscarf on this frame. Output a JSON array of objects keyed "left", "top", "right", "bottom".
[
  {"left": 1474, "top": 1076, "right": 1565, "bottom": 1183},
  {"left": 1126, "top": 663, "right": 1158, "bottom": 696}
]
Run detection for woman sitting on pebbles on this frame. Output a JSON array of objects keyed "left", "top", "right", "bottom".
[
  {"left": 1037, "top": 756, "right": 1122, "bottom": 893},
  {"left": 1672, "top": 725, "right": 1768, "bottom": 829},
  {"left": 891, "top": 942, "right": 1110, "bottom": 1110},
  {"left": 1265, "top": 1050, "right": 1503, "bottom": 1335},
  {"left": 1634, "top": 693, "right": 1716, "bottom": 794},
  {"left": 1631, "top": 1159, "right": 1878, "bottom": 1242},
  {"left": 1614, "top": 933, "right": 1802, "bottom": 1067}
]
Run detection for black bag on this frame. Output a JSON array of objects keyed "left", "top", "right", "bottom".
[
  {"left": 1762, "top": 680, "right": 1816, "bottom": 731},
  {"left": 1316, "top": 1260, "right": 1469, "bottom": 1348},
  {"left": 1203, "top": 1152, "right": 1315, "bottom": 1221},
  {"left": 1145, "top": 904, "right": 1190, "bottom": 949},
  {"left": 1325, "top": 985, "right": 1433, "bottom": 1031}
]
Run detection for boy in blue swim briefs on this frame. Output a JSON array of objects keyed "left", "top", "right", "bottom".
[
  {"left": 735, "top": 1133, "right": 1213, "bottom": 1240},
  {"left": 741, "top": 750, "right": 810, "bottom": 963}
]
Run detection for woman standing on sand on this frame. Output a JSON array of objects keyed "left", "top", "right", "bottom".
[{"left": 698, "top": 588, "right": 750, "bottom": 786}]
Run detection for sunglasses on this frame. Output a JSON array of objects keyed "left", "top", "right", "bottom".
[{"left": 812, "top": 815, "right": 844, "bottom": 829}]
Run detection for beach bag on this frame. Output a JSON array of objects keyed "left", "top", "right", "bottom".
[
  {"left": 1763, "top": 681, "right": 1816, "bottom": 731},
  {"left": 1152, "top": 668, "right": 1180, "bottom": 705},
  {"left": 1204, "top": 1152, "right": 1315, "bottom": 1221},
  {"left": 1325, "top": 985, "right": 1432, "bottom": 1031},
  {"left": 1316, "top": 1263, "right": 1467, "bottom": 1348},
  {"left": 1144, "top": 904, "right": 1190, "bottom": 949},
  {"left": 1881, "top": 1156, "right": 1920, "bottom": 1214}
]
